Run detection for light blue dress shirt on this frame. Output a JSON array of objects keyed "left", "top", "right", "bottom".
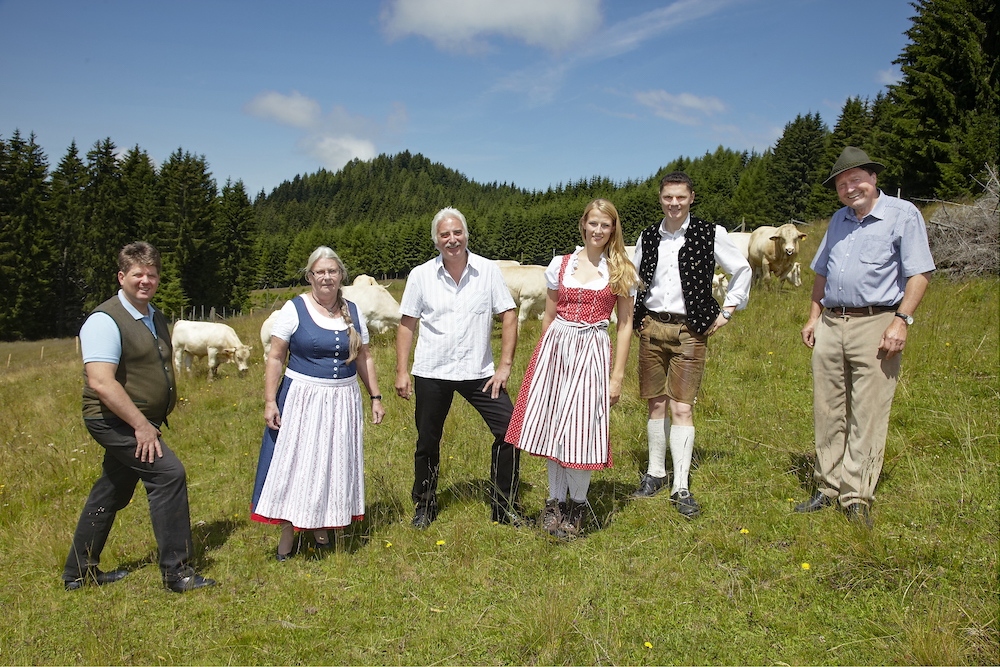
[{"left": 811, "top": 191, "right": 935, "bottom": 308}]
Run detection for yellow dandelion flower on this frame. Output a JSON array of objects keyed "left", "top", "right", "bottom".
[
  {"left": 801, "top": 562, "right": 810, "bottom": 570},
  {"left": 739, "top": 528, "right": 749, "bottom": 534},
  {"left": 768, "top": 351, "right": 774, "bottom": 355},
  {"left": 436, "top": 540, "right": 446, "bottom": 546},
  {"left": 384, "top": 541, "right": 393, "bottom": 548},
  {"left": 644, "top": 642, "right": 653, "bottom": 649}
]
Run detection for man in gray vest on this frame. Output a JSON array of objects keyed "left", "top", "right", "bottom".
[
  {"left": 630, "top": 172, "right": 751, "bottom": 517},
  {"left": 63, "top": 242, "right": 215, "bottom": 593}
]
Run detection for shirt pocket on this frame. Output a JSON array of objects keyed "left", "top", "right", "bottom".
[{"left": 859, "top": 235, "right": 895, "bottom": 265}]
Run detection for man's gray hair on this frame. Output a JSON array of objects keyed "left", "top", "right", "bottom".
[{"left": 430, "top": 207, "right": 469, "bottom": 241}]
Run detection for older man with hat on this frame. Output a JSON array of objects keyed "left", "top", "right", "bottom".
[{"left": 796, "top": 147, "right": 935, "bottom": 527}]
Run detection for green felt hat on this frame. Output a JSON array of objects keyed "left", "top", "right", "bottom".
[{"left": 823, "top": 146, "right": 886, "bottom": 189}]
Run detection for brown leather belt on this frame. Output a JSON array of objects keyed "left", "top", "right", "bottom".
[
  {"left": 826, "top": 305, "right": 898, "bottom": 317},
  {"left": 648, "top": 311, "right": 687, "bottom": 324}
]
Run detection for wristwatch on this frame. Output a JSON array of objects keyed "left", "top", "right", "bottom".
[
  {"left": 721, "top": 310, "right": 732, "bottom": 320},
  {"left": 895, "top": 312, "right": 914, "bottom": 325}
]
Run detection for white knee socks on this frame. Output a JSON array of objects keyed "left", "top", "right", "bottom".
[
  {"left": 646, "top": 418, "right": 668, "bottom": 478},
  {"left": 670, "top": 425, "right": 695, "bottom": 494}
]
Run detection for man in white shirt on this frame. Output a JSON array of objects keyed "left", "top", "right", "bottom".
[
  {"left": 395, "top": 207, "right": 521, "bottom": 528},
  {"left": 630, "top": 172, "right": 751, "bottom": 517}
]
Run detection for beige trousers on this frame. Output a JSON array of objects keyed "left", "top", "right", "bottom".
[{"left": 812, "top": 309, "right": 901, "bottom": 507}]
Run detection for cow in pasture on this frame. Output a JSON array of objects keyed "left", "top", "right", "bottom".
[
  {"left": 499, "top": 263, "right": 547, "bottom": 330},
  {"left": 747, "top": 224, "right": 807, "bottom": 285},
  {"left": 712, "top": 272, "right": 729, "bottom": 303},
  {"left": 172, "top": 320, "right": 252, "bottom": 379},
  {"left": 492, "top": 259, "right": 521, "bottom": 268},
  {"left": 727, "top": 232, "right": 751, "bottom": 260},
  {"left": 259, "top": 310, "right": 280, "bottom": 359},
  {"left": 352, "top": 274, "right": 380, "bottom": 287},
  {"left": 341, "top": 283, "right": 401, "bottom": 334}
]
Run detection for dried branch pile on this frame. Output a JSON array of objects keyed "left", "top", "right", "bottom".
[{"left": 925, "top": 165, "right": 1000, "bottom": 279}]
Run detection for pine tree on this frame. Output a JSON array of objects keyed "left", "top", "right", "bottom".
[
  {"left": 120, "top": 146, "right": 160, "bottom": 243},
  {"left": 49, "top": 141, "right": 90, "bottom": 337},
  {"left": 768, "top": 113, "right": 829, "bottom": 223},
  {"left": 887, "top": 0, "right": 999, "bottom": 197},
  {"left": 217, "top": 179, "right": 256, "bottom": 310},
  {"left": 82, "top": 138, "right": 131, "bottom": 312},
  {"left": 158, "top": 149, "right": 221, "bottom": 310},
  {"left": 0, "top": 131, "right": 53, "bottom": 339}
]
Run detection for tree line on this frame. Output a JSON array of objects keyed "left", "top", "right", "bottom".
[{"left": 0, "top": 0, "right": 995, "bottom": 341}]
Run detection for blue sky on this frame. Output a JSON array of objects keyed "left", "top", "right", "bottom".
[{"left": 0, "top": 0, "right": 915, "bottom": 196}]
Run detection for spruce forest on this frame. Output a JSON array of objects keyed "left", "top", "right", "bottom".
[{"left": 0, "top": 0, "right": 996, "bottom": 342}]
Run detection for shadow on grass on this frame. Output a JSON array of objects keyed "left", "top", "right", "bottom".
[
  {"left": 108, "top": 518, "right": 241, "bottom": 575},
  {"left": 788, "top": 451, "right": 816, "bottom": 490}
]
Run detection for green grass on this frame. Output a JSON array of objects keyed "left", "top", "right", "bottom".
[{"left": 1, "top": 235, "right": 997, "bottom": 665}]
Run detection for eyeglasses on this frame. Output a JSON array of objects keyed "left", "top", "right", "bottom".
[{"left": 310, "top": 269, "right": 341, "bottom": 278}]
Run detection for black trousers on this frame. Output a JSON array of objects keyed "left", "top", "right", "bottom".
[
  {"left": 412, "top": 376, "right": 520, "bottom": 520},
  {"left": 63, "top": 418, "right": 194, "bottom": 582}
]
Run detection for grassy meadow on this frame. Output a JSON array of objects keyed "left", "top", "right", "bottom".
[{"left": 0, "top": 225, "right": 997, "bottom": 665}]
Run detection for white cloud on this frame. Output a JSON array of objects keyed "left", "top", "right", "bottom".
[
  {"left": 634, "top": 90, "right": 726, "bottom": 126},
  {"left": 489, "top": 0, "right": 742, "bottom": 105},
  {"left": 380, "top": 0, "right": 602, "bottom": 53},
  {"left": 304, "top": 135, "right": 377, "bottom": 168},
  {"left": 876, "top": 67, "right": 902, "bottom": 86},
  {"left": 244, "top": 91, "right": 405, "bottom": 172},
  {"left": 244, "top": 90, "right": 320, "bottom": 129}
]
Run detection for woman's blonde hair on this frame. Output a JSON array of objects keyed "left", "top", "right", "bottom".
[
  {"left": 305, "top": 246, "right": 361, "bottom": 363},
  {"left": 578, "top": 199, "right": 639, "bottom": 297}
]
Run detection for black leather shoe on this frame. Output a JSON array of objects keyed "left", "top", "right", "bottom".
[
  {"left": 412, "top": 505, "right": 436, "bottom": 530},
  {"left": 165, "top": 573, "right": 217, "bottom": 593},
  {"left": 670, "top": 489, "right": 701, "bottom": 518},
  {"left": 64, "top": 568, "right": 129, "bottom": 591},
  {"left": 275, "top": 550, "right": 291, "bottom": 562},
  {"left": 843, "top": 503, "right": 873, "bottom": 528},
  {"left": 794, "top": 490, "right": 835, "bottom": 513},
  {"left": 631, "top": 474, "right": 669, "bottom": 498}
]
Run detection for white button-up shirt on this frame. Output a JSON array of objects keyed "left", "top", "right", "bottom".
[
  {"left": 399, "top": 251, "right": 516, "bottom": 381},
  {"left": 632, "top": 216, "right": 751, "bottom": 314}
]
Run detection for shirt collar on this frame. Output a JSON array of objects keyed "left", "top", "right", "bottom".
[
  {"left": 658, "top": 215, "right": 690, "bottom": 238},
  {"left": 117, "top": 290, "right": 154, "bottom": 320},
  {"left": 848, "top": 189, "right": 886, "bottom": 223}
]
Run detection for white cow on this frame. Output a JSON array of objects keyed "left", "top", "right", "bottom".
[
  {"left": 259, "top": 310, "right": 280, "bottom": 359},
  {"left": 493, "top": 259, "right": 521, "bottom": 268},
  {"left": 499, "top": 264, "right": 547, "bottom": 330},
  {"left": 712, "top": 273, "right": 730, "bottom": 303},
  {"left": 747, "top": 224, "right": 807, "bottom": 286},
  {"left": 352, "top": 274, "right": 380, "bottom": 287},
  {"left": 172, "top": 320, "right": 252, "bottom": 379},
  {"left": 727, "top": 232, "right": 752, "bottom": 260},
  {"left": 341, "top": 283, "right": 401, "bottom": 334}
]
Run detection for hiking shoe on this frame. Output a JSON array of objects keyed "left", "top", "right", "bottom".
[
  {"left": 671, "top": 489, "right": 701, "bottom": 518},
  {"left": 558, "top": 500, "right": 589, "bottom": 538},
  {"left": 538, "top": 499, "right": 566, "bottom": 537},
  {"left": 631, "top": 473, "right": 669, "bottom": 498}
]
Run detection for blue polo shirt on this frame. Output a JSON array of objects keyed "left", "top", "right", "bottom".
[
  {"left": 811, "top": 191, "right": 936, "bottom": 308},
  {"left": 79, "top": 290, "right": 159, "bottom": 364}
]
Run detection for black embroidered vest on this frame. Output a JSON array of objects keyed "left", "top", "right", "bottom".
[{"left": 633, "top": 216, "right": 721, "bottom": 335}]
